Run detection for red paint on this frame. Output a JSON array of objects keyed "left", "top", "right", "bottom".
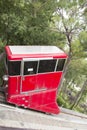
[
  {"left": 22, "top": 75, "right": 37, "bottom": 92},
  {"left": 7, "top": 76, "right": 21, "bottom": 96},
  {"left": 4, "top": 46, "right": 67, "bottom": 114},
  {"left": 37, "top": 72, "right": 62, "bottom": 90},
  {"left": 21, "top": 72, "right": 62, "bottom": 92}
]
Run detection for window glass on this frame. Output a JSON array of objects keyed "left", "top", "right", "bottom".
[
  {"left": 56, "top": 59, "right": 65, "bottom": 71},
  {"left": 24, "top": 61, "right": 38, "bottom": 75},
  {"left": 8, "top": 61, "right": 21, "bottom": 76},
  {"left": 38, "top": 59, "right": 56, "bottom": 73}
]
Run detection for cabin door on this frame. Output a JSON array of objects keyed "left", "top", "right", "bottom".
[{"left": 20, "top": 58, "right": 38, "bottom": 93}]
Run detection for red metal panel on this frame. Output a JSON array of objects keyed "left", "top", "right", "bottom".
[
  {"left": 31, "top": 90, "right": 57, "bottom": 106},
  {"left": 7, "top": 54, "right": 67, "bottom": 60},
  {"left": 7, "top": 72, "right": 62, "bottom": 114},
  {"left": 36, "top": 72, "right": 62, "bottom": 90},
  {"left": 7, "top": 94, "right": 30, "bottom": 107},
  {"left": 22, "top": 75, "right": 37, "bottom": 92},
  {"left": 29, "top": 89, "right": 60, "bottom": 114},
  {"left": 21, "top": 72, "right": 62, "bottom": 92},
  {"left": 7, "top": 89, "right": 60, "bottom": 114},
  {"left": 7, "top": 76, "right": 21, "bottom": 97}
]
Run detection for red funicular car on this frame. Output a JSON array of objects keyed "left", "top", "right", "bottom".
[{"left": 4, "top": 46, "right": 67, "bottom": 114}]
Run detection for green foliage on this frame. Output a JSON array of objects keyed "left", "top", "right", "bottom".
[
  {"left": 59, "top": 58, "right": 87, "bottom": 113},
  {"left": 57, "top": 94, "right": 70, "bottom": 108},
  {"left": 0, "top": 39, "right": 6, "bottom": 52},
  {"left": 57, "top": 95, "right": 67, "bottom": 107},
  {"left": 79, "top": 31, "right": 87, "bottom": 51},
  {"left": 0, "top": 0, "right": 58, "bottom": 45},
  {"left": 72, "top": 39, "right": 84, "bottom": 58},
  {"left": 69, "top": 59, "right": 87, "bottom": 76},
  {"left": 57, "top": 0, "right": 78, "bottom": 9}
]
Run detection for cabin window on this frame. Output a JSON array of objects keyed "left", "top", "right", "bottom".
[
  {"left": 24, "top": 61, "right": 38, "bottom": 75},
  {"left": 8, "top": 61, "right": 21, "bottom": 76},
  {"left": 38, "top": 59, "right": 56, "bottom": 73},
  {"left": 56, "top": 59, "right": 65, "bottom": 71}
]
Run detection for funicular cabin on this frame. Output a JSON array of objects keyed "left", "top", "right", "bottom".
[{"left": 3, "top": 46, "right": 67, "bottom": 114}]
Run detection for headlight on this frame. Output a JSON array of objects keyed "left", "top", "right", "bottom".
[{"left": 2, "top": 75, "right": 8, "bottom": 82}]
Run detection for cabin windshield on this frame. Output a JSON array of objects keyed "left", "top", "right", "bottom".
[
  {"left": 38, "top": 59, "right": 56, "bottom": 73},
  {"left": 7, "top": 59, "right": 66, "bottom": 76},
  {"left": 8, "top": 61, "right": 21, "bottom": 76},
  {"left": 56, "top": 59, "right": 65, "bottom": 71},
  {"left": 23, "top": 59, "right": 66, "bottom": 76}
]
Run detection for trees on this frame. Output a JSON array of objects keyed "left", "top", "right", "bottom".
[
  {"left": 52, "top": 0, "right": 87, "bottom": 113},
  {"left": 51, "top": 0, "right": 87, "bottom": 90},
  {"left": 0, "top": 0, "right": 59, "bottom": 45},
  {"left": 64, "top": 59, "right": 87, "bottom": 110}
]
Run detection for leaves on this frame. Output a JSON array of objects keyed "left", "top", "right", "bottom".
[
  {"left": 0, "top": 0, "right": 59, "bottom": 45},
  {"left": 79, "top": 31, "right": 87, "bottom": 51}
]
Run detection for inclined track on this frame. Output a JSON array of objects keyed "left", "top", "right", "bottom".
[
  {"left": 0, "top": 91, "right": 87, "bottom": 119},
  {"left": 0, "top": 91, "right": 87, "bottom": 130}
]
